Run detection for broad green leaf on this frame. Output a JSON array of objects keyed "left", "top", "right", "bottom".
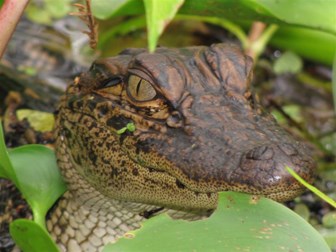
[
  {"left": 16, "top": 109, "right": 55, "bottom": 132},
  {"left": 270, "top": 26, "right": 336, "bottom": 66},
  {"left": 104, "top": 192, "right": 329, "bottom": 252},
  {"left": 0, "top": 122, "right": 17, "bottom": 182},
  {"left": 109, "top": 0, "right": 335, "bottom": 38},
  {"left": 143, "top": 0, "right": 184, "bottom": 52},
  {"left": 92, "top": 0, "right": 335, "bottom": 64},
  {"left": 273, "top": 51, "right": 303, "bottom": 75},
  {"left": 244, "top": 0, "right": 336, "bottom": 35},
  {"left": 179, "top": 0, "right": 336, "bottom": 35},
  {"left": 10, "top": 219, "right": 59, "bottom": 252},
  {"left": 92, "top": 0, "right": 336, "bottom": 35},
  {"left": 9, "top": 145, "right": 66, "bottom": 228}
]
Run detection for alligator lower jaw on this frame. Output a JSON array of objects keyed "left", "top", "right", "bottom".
[{"left": 262, "top": 188, "right": 306, "bottom": 202}]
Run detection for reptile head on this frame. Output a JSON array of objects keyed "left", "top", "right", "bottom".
[{"left": 56, "top": 43, "right": 316, "bottom": 213}]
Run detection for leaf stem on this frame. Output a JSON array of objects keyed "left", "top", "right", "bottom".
[
  {"left": 247, "top": 23, "right": 278, "bottom": 62},
  {"left": 286, "top": 166, "right": 336, "bottom": 208},
  {"left": 0, "top": 0, "right": 30, "bottom": 59},
  {"left": 33, "top": 207, "right": 47, "bottom": 231}
]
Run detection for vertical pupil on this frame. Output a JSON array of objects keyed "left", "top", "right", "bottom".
[
  {"left": 128, "top": 75, "right": 157, "bottom": 101},
  {"left": 136, "top": 79, "right": 142, "bottom": 96}
]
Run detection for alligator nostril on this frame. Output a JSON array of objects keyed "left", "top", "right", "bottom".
[
  {"left": 246, "top": 146, "right": 274, "bottom": 160},
  {"left": 166, "top": 111, "right": 183, "bottom": 128},
  {"left": 278, "top": 143, "right": 298, "bottom": 156}
]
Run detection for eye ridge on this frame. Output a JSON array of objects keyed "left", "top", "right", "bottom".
[{"left": 101, "top": 76, "right": 123, "bottom": 88}]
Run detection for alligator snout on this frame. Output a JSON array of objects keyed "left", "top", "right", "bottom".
[{"left": 236, "top": 143, "right": 315, "bottom": 201}]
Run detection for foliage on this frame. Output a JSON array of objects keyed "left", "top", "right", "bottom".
[
  {"left": 0, "top": 123, "right": 65, "bottom": 251},
  {"left": 273, "top": 51, "right": 303, "bottom": 75},
  {"left": 91, "top": 0, "right": 336, "bottom": 65},
  {"left": 104, "top": 192, "right": 330, "bottom": 252}
]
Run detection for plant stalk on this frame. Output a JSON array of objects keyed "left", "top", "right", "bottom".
[{"left": 0, "top": 0, "right": 30, "bottom": 59}]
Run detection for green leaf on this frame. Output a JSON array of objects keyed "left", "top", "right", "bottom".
[
  {"left": 244, "top": 0, "right": 336, "bottom": 35},
  {"left": 9, "top": 145, "right": 67, "bottom": 228},
  {"left": 0, "top": 121, "right": 17, "bottom": 182},
  {"left": 273, "top": 51, "right": 303, "bottom": 75},
  {"left": 93, "top": 0, "right": 336, "bottom": 35},
  {"left": 0, "top": 123, "right": 65, "bottom": 228},
  {"left": 104, "top": 192, "right": 329, "bottom": 252},
  {"left": 143, "top": 0, "right": 184, "bottom": 52},
  {"left": 91, "top": 0, "right": 335, "bottom": 64},
  {"left": 178, "top": 0, "right": 336, "bottom": 35},
  {"left": 10, "top": 219, "right": 59, "bottom": 252},
  {"left": 270, "top": 26, "right": 336, "bottom": 66}
]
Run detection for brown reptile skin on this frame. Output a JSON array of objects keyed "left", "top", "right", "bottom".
[
  {"left": 49, "top": 43, "right": 316, "bottom": 251},
  {"left": 48, "top": 136, "right": 204, "bottom": 251}
]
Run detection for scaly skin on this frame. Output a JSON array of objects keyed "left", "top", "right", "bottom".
[{"left": 49, "top": 44, "right": 316, "bottom": 251}]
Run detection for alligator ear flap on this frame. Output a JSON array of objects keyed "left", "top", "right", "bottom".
[{"left": 207, "top": 43, "right": 254, "bottom": 98}]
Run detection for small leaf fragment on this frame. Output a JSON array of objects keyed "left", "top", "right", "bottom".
[
  {"left": 117, "top": 123, "right": 136, "bottom": 135},
  {"left": 126, "top": 122, "right": 136, "bottom": 132},
  {"left": 273, "top": 51, "right": 303, "bottom": 74},
  {"left": 16, "top": 109, "right": 55, "bottom": 132}
]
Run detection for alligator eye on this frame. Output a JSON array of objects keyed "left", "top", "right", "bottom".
[{"left": 127, "top": 75, "right": 157, "bottom": 102}]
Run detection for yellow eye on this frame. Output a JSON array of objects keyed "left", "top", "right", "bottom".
[{"left": 127, "top": 75, "right": 157, "bottom": 102}]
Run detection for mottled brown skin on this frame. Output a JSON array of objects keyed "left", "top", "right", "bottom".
[{"left": 51, "top": 43, "right": 316, "bottom": 251}]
